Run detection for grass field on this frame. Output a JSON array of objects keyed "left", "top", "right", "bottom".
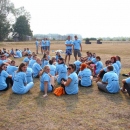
[{"left": 0, "top": 41, "right": 130, "bottom": 130}]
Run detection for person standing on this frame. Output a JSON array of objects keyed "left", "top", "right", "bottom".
[
  {"left": 65, "top": 36, "right": 73, "bottom": 64},
  {"left": 73, "top": 35, "right": 82, "bottom": 61},
  {"left": 35, "top": 39, "right": 39, "bottom": 54}
]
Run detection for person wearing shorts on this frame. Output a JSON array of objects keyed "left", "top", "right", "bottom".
[
  {"left": 65, "top": 36, "right": 73, "bottom": 64},
  {"left": 73, "top": 35, "right": 82, "bottom": 61}
]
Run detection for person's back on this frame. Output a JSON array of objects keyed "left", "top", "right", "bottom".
[
  {"left": 12, "top": 72, "right": 26, "bottom": 93},
  {"left": 48, "top": 64, "right": 56, "bottom": 76},
  {"left": 103, "top": 71, "right": 120, "bottom": 93},
  {"left": 16, "top": 50, "right": 22, "bottom": 58},
  {"left": 7, "top": 65, "right": 18, "bottom": 76},
  {"left": 28, "top": 59, "right": 36, "bottom": 68},
  {"left": 95, "top": 61, "right": 103, "bottom": 75},
  {"left": 65, "top": 72, "right": 78, "bottom": 94},
  {"left": 74, "top": 60, "right": 82, "bottom": 73},
  {"left": 78, "top": 68, "right": 92, "bottom": 87},
  {"left": 26, "top": 67, "right": 33, "bottom": 83}
]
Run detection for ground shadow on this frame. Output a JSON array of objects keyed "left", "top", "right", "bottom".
[
  {"left": 6, "top": 93, "right": 22, "bottom": 110},
  {"left": 79, "top": 85, "right": 94, "bottom": 95},
  {"left": 62, "top": 94, "right": 79, "bottom": 111}
]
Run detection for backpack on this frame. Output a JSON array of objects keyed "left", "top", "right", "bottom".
[{"left": 54, "top": 87, "right": 65, "bottom": 96}]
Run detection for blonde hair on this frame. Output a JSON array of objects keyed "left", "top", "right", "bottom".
[{"left": 41, "top": 65, "right": 49, "bottom": 75}]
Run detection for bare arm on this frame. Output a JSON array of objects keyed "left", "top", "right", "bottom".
[{"left": 61, "top": 78, "right": 72, "bottom": 87}]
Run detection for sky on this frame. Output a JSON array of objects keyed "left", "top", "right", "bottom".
[{"left": 11, "top": 0, "right": 130, "bottom": 38}]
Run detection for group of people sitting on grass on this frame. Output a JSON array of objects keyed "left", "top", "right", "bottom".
[{"left": 0, "top": 47, "right": 130, "bottom": 98}]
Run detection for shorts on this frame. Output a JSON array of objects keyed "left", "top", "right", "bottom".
[
  {"left": 74, "top": 49, "right": 81, "bottom": 57},
  {"left": 46, "top": 46, "right": 50, "bottom": 50},
  {"left": 42, "top": 46, "right": 45, "bottom": 50},
  {"left": 66, "top": 49, "right": 72, "bottom": 55}
]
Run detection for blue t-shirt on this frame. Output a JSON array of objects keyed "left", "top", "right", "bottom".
[
  {"left": 73, "top": 39, "right": 81, "bottom": 50},
  {"left": 0, "top": 60, "right": 3, "bottom": 65},
  {"left": 23, "top": 57, "right": 31, "bottom": 63},
  {"left": 0, "top": 70, "right": 9, "bottom": 90},
  {"left": 74, "top": 60, "right": 82, "bottom": 72},
  {"left": 56, "top": 63, "right": 67, "bottom": 83},
  {"left": 12, "top": 72, "right": 28, "bottom": 94},
  {"left": 48, "top": 64, "right": 56, "bottom": 76},
  {"left": 78, "top": 68, "right": 92, "bottom": 87},
  {"left": 28, "top": 59, "right": 36, "bottom": 68},
  {"left": 35, "top": 41, "right": 39, "bottom": 46},
  {"left": 91, "top": 57, "right": 97, "bottom": 64},
  {"left": 40, "top": 72, "right": 52, "bottom": 92},
  {"left": 65, "top": 40, "right": 73, "bottom": 49},
  {"left": 41, "top": 40, "right": 45, "bottom": 47},
  {"left": 65, "top": 72, "right": 78, "bottom": 94},
  {"left": 6, "top": 65, "right": 18, "bottom": 76},
  {"left": 95, "top": 61, "right": 103, "bottom": 75},
  {"left": 102, "top": 71, "right": 120, "bottom": 93},
  {"left": 112, "top": 63, "right": 119, "bottom": 76},
  {"left": 46, "top": 40, "right": 50, "bottom": 46},
  {"left": 26, "top": 67, "right": 33, "bottom": 83},
  {"left": 16, "top": 50, "right": 22, "bottom": 58},
  {"left": 56, "top": 55, "right": 62, "bottom": 62},
  {"left": 27, "top": 50, "right": 31, "bottom": 54},
  {"left": 32, "top": 63, "right": 42, "bottom": 77},
  {"left": 41, "top": 60, "right": 49, "bottom": 68},
  {"left": 126, "top": 77, "right": 130, "bottom": 84}
]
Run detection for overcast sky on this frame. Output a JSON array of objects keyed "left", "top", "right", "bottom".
[{"left": 11, "top": 0, "right": 130, "bottom": 38}]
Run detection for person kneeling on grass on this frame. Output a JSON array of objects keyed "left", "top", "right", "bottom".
[
  {"left": 40, "top": 65, "right": 55, "bottom": 97},
  {"left": 78, "top": 63, "right": 93, "bottom": 87},
  {"left": 61, "top": 64, "right": 78, "bottom": 95},
  {"left": 12, "top": 63, "right": 34, "bottom": 94},
  {"left": 97, "top": 65, "right": 120, "bottom": 94},
  {"left": 121, "top": 77, "right": 130, "bottom": 96}
]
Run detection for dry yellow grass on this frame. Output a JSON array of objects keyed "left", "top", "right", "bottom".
[{"left": 0, "top": 41, "right": 130, "bottom": 130}]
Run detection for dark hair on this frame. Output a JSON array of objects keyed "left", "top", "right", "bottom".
[
  {"left": 49, "top": 60, "right": 53, "bottom": 65},
  {"left": 107, "top": 65, "right": 113, "bottom": 71},
  {"left": 111, "top": 56, "right": 116, "bottom": 63},
  {"left": 69, "top": 64, "right": 76, "bottom": 71},
  {"left": 42, "top": 53, "right": 47, "bottom": 59},
  {"left": 105, "top": 60, "right": 111, "bottom": 65},
  {"left": 11, "top": 60, "right": 15, "bottom": 64},
  {"left": 96, "top": 56, "right": 101, "bottom": 60},
  {"left": 116, "top": 56, "right": 121, "bottom": 61},
  {"left": 17, "top": 63, "right": 26, "bottom": 73},
  {"left": 0, "top": 64, "right": 6, "bottom": 73}
]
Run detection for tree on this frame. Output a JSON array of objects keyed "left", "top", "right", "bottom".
[
  {"left": 13, "top": 15, "right": 32, "bottom": 41},
  {"left": 0, "top": 0, "right": 15, "bottom": 41}
]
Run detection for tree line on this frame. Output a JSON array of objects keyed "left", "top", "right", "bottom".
[{"left": 0, "top": 0, "right": 32, "bottom": 41}]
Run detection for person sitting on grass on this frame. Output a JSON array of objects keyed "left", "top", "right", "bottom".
[
  {"left": 32, "top": 57, "right": 42, "bottom": 78},
  {"left": 0, "top": 64, "right": 12, "bottom": 91},
  {"left": 40, "top": 65, "right": 55, "bottom": 98},
  {"left": 78, "top": 63, "right": 93, "bottom": 87},
  {"left": 95, "top": 60, "right": 112, "bottom": 82},
  {"left": 61, "top": 64, "right": 78, "bottom": 95},
  {"left": 97, "top": 65, "right": 120, "bottom": 94},
  {"left": 121, "top": 76, "right": 130, "bottom": 96},
  {"left": 0, "top": 55, "right": 10, "bottom": 66},
  {"left": 48, "top": 60, "right": 56, "bottom": 76},
  {"left": 74, "top": 57, "right": 82, "bottom": 74},
  {"left": 12, "top": 63, "right": 34, "bottom": 94},
  {"left": 116, "top": 56, "right": 122, "bottom": 75},
  {"left": 56, "top": 58, "right": 67, "bottom": 84},
  {"left": 28, "top": 54, "right": 37, "bottom": 68},
  {"left": 14, "top": 49, "right": 22, "bottom": 58},
  {"left": 41, "top": 53, "right": 49, "bottom": 68},
  {"left": 55, "top": 51, "right": 62, "bottom": 62},
  {"left": 23, "top": 53, "right": 32, "bottom": 63}
]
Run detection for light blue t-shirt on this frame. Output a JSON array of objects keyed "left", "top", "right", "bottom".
[
  {"left": 12, "top": 72, "right": 28, "bottom": 94},
  {"left": 65, "top": 72, "right": 78, "bottom": 94},
  {"left": 116, "top": 61, "right": 121, "bottom": 74},
  {"left": 35, "top": 41, "right": 39, "bottom": 46},
  {"left": 41, "top": 60, "right": 49, "bottom": 68},
  {"left": 78, "top": 68, "right": 92, "bottom": 87},
  {"left": 95, "top": 61, "right": 103, "bottom": 75},
  {"left": 126, "top": 77, "right": 130, "bottom": 84},
  {"left": 65, "top": 40, "right": 73, "bottom": 49},
  {"left": 74, "top": 60, "right": 82, "bottom": 72},
  {"left": 0, "top": 60, "right": 3, "bottom": 65},
  {"left": 102, "top": 71, "right": 120, "bottom": 93},
  {"left": 73, "top": 39, "right": 81, "bottom": 50},
  {"left": 26, "top": 67, "right": 33, "bottom": 83},
  {"left": 56, "top": 55, "right": 62, "bottom": 62},
  {"left": 16, "top": 50, "right": 22, "bottom": 58},
  {"left": 48, "top": 64, "right": 56, "bottom": 76},
  {"left": 91, "top": 58, "right": 97, "bottom": 64},
  {"left": 0, "top": 70, "right": 9, "bottom": 90},
  {"left": 28, "top": 59, "right": 36, "bottom": 68},
  {"left": 40, "top": 72, "right": 52, "bottom": 92},
  {"left": 46, "top": 40, "right": 50, "bottom": 46},
  {"left": 27, "top": 50, "right": 31, "bottom": 54},
  {"left": 56, "top": 63, "right": 67, "bottom": 83},
  {"left": 6, "top": 65, "right": 18, "bottom": 76},
  {"left": 41, "top": 40, "right": 45, "bottom": 47},
  {"left": 32, "top": 62, "right": 42, "bottom": 77},
  {"left": 23, "top": 57, "right": 31, "bottom": 63},
  {"left": 112, "top": 63, "right": 119, "bottom": 76}
]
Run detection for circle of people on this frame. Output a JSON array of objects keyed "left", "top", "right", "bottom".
[{"left": 0, "top": 35, "right": 130, "bottom": 98}]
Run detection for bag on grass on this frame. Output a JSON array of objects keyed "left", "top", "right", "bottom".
[{"left": 54, "top": 86, "right": 65, "bottom": 96}]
